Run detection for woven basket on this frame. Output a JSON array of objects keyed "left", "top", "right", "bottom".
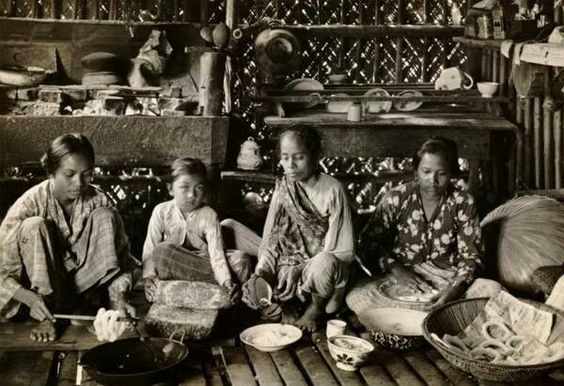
[{"left": 423, "top": 298, "right": 564, "bottom": 382}]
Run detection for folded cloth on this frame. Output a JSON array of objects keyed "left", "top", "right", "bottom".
[
  {"left": 153, "top": 280, "right": 230, "bottom": 310},
  {"left": 547, "top": 275, "right": 564, "bottom": 311}
]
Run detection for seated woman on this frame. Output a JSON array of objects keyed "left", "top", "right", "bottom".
[
  {"left": 142, "top": 157, "right": 252, "bottom": 304},
  {"left": 0, "top": 134, "right": 137, "bottom": 342},
  {"left": 242, "top": 126, "right": 355, "bottom": 332},
  {"left": 347, "top": 137, "right": 485, "bottom": 315}
]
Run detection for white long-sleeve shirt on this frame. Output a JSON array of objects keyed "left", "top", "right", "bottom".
[{"left": 142, "top": 201, "right": 231, "bottom": 286}]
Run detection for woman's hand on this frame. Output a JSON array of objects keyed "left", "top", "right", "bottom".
[
  {"left": 29, "top": 294, "right": 55, "bottom": 322},
  {"left": 391, "top": 266, "right": 434, "bottom": 292},
  {"left": 144, "top": 276, "right": 158, "bottom": 302},
  {"left": 427, "top": 280, "right": 465, "bottom": 310},
  {"left": 276, "top": 266, "right": 302, "bottom": 302}
]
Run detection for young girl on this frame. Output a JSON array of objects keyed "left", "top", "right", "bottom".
[
  {"left": 242, "top": 126, "right": 355, "bottom": 332},
  {"left": 142, "top": 157, "right": 251, "bottom": 302},
  {"left": 0, "top": 134, "right": 137, "bottom": 342}
]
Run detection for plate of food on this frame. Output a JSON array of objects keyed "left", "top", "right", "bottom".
[
  {"left": 363, "top": 87, "right": 392, "bottom": 113},
  {"left": 393, "top": 89, "right": 423, "bottom": 112},
  {"left": 378, "top": 277, "right": 438, "bottom": 303},
  {"left": 283, "top": 78, "right": 324, "bottom": 108},
  {"left": 240, "top": 323, "right": 302, "bottom": 352}
]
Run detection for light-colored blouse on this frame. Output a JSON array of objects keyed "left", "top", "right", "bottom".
[
  {"left": 142, "top": 200, "right": 231, "bottom": 286},
  {"left": 256, "top": 173, "right": 355, "bottom": 275}
]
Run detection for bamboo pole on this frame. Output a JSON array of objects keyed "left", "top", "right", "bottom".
[
  {"left": 524, "top": 97, "right": 533, "bottom": 186},
  {"left": 499, "top": 56, "right": 507, "bottom": 96},
  {"left": 492, "top": 50, "right": 499, "bottom": 83},
  {"left": 338, "top": 0, "right": 345, "bottom": 70},
  {"left": 224, "top": 0, "right": 237, "bottom": 114},
  {"left": 543, "top": 67, "right": 554, "bottom": 188},
  {"left": 485, "top": 50, "right": 493, "bottom": 81},
  {"left": 421, "top": 0, "right": 429, "bottom": 82},
  {"left": 555, "top": 107, "right": 562, "bottom": 188},
  {"left": 109, "top": 0, "right": 118, "bottom": 20},
  {"left": 282, "top": 24, "right": 464, "bottom": 38},
  {"left": 371, "top": 0, "right": 381, "bottom": 82},
  {"left": 200, "top": 52, "right": 226, "bottom": 116},
  {"left": 534, "top": 97, "right": 542, "bottom": 188},
  {"left": 481, "top": 51, "right": 487, "bottom": 81},
  {"left": 515, "top": 97, "right": 524, "bottom": 188},
  {"left": 395, "top": 0, "right": 405, "bottom": 83},
  {"left": 353, "top": 1, "right": 365, "bottom": 83},
  {"left": 172, "top": 0, "right": 179, "bottom": 22}
]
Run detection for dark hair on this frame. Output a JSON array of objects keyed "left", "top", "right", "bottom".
[
  {"left": 170, "top": 157, "right": 208, "bottom": 183},
  {"left": 278, "top": 125, "right": 322, "bottom": 161},
  {"left": 413, "top": 136, "right": 459, "bottom": 175},
  {"left": 41, "top": 134, "right": 95, "bottom": 175}
]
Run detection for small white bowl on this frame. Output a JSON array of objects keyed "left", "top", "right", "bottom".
[
  {"left": 328, "top": 73, "right": 347, "bottom": 83},
  {"left": 327, "top": 335, "right": 375, "bottom": 371},
  {"left": 477, "top": 82, "right": 499, "bottom": 98}
]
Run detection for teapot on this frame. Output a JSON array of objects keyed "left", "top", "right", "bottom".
[
  {"left": 435, "top": 67, "right": 474, "bottom": 90},
  {"left": 237, "top": 137, "right": 264, "bottom": 171}
]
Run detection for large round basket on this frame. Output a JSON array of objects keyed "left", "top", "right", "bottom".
[{"left": 423, "top": 297, "right": 564, "bottom": 383}]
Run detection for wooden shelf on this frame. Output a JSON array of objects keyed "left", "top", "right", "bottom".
[
  {"left": 282, "top": 24, "right": 464, "bottom": 38},
  {"left": 453, "top": 36, "right": 504, "bottom": 49},
  {"left": 221, "top": 170, "right": 276, "bottom": 184},
  {"left": 220, "top": 170, "right": 414, "bottom": 184}
]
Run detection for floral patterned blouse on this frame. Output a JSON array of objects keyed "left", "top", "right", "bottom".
[{"left": 373, "top": 181, "right": 483, "bottom": 283}]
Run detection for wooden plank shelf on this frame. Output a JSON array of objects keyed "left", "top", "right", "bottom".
[
  {"left": 256, "top": 95, "right": 510, "bottom": 104},
  {"left": 282, "top": 24, "right": 465, "bottom": 38},
  {"left": 453, "top": 37, "right": 504, "bottom": 49}
]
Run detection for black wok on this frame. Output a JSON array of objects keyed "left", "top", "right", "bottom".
[{"left": 81, "top": 337, "right": 189, "bottom": 385}]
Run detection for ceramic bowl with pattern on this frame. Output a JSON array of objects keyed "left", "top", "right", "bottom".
[
  {"left": 359, "top": 308, "right": 428, "bottom": 351},
  {"left": 327, "top": 335, "right": 375, "bottom": 371}
]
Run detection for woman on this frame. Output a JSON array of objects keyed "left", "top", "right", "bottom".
[
  {"left": 0, "top": 134, "right": 138, "bottom": 342},
  {"left": 347, "top": 137, "right": 484, "bottom": 315},
  {"left": 242, "top": 126, "right": 355, "bottom": 332}
]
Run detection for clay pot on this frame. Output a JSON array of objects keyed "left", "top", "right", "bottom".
[
  {"left": 237, "top": 137, "right": 263, "bottom": 171},
  {"left": 212, "top": 22, "right": 230, "bottom": 49}
]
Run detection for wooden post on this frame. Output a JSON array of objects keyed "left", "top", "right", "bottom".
[
  {"left": 200, "top": 51, "right": 226, "bottom": 116},
  {"left": 485, "top": 50, "right": 493, "bottom": 81},
  {"left": 109, "top": 0, "right": 118, "bottom": 20},
  {"left": 354, "top": 1, "right": 366, "bottom": 83},
  {"left": 554, "top": 107, "right": 562, "bottom": 188},
  {"left": 395, "top": 0, "right": 405, "bottom": 83},
  {"left": 224, "top": 0, "right": 237, "bottom": 114},
  {"left": 481, "top": 51, "right": 487, "bottom": 81},
  {"left": 534, "top": 97, "right": 542, "bottom": 188}
]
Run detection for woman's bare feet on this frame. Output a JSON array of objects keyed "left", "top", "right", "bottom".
[
  {"left": 295, "top": 299, "right": 323, "bottom": 332},
  {"left": 30, "top": 319, "right": 57, "bottom": 342}
]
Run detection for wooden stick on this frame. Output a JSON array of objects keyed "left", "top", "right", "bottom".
[
  {"left": 54, "top": 313, "right": 139, "bottom": 322},
  {"left": 108, "top": 0, "right": 117, "bottom": 20},
  {"left": 354, "top": 1, "right": 365, "bottom": 83},
  {"left": 481, "top": 52, "right": 487, "bottom": 82},
  {"left": 395, "top": 0, "right": 405, "bottom": 83},
  {"left": 372, "top": 0, "right": 381, "bottom": 82},
  {"left": 534, "top": 97, "right": 542, "bottom": 188},
  {"left": 486, "top": 50, "right": 493, "bottom": 81},
  {"left": 544, "top": 66, "right": 554, "bottom": 188}
]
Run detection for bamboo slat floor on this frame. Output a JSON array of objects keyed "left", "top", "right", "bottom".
[{"left": 1, "top": 323, "right": 563, "bottom": 386}]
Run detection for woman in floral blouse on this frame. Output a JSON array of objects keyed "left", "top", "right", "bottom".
[{"left": 347, "top": 136, "right": 484, "bottom": 313}]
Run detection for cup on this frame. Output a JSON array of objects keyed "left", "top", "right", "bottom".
[
  {"left": 477, "top": 81, "right": 499, "bottom": 98},
  {"left": 347, "top": 103, "right": 362, "bottom": 121},
  {"left": 326, "top": 319, "right": 347, "bottom": 338}
]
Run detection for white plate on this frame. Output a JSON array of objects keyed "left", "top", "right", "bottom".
[
  {"left": 393, "top": 90, "right": 424, "bottom": 112},
  {"left": 363, "top": 88, "right": 392, "bottom": 113},
  {"left": 327, "top": 93, "right": 353, "bottom": 113},
  {"left": 240, "top": 323, "right": 302, "bottom": 352},
  {"left": 283, "top": 78, "right": 324, "bottom": 108}
]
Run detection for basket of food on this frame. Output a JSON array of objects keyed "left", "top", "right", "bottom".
[{"left": 423, "top": 293, "right": 564, "bottom": 382}]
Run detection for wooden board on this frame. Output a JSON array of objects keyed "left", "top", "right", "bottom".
[
  {"left": 293, "top": 337, "right": 339, "bottom": 386},
  {"left": 220, "top": 346, "right": 257, "bottom": 385},
  {"left": 270, "top": 349, "right": 308, "bottom": 385},
  {"left": 0, "top": 350, "right": 55, "bottom": 385},
  {"left": 244, "top": 345, "right": 284, "bottom": 386},
  {"left": 0, "top": 322, "right": 101, "bottom": 351}
]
